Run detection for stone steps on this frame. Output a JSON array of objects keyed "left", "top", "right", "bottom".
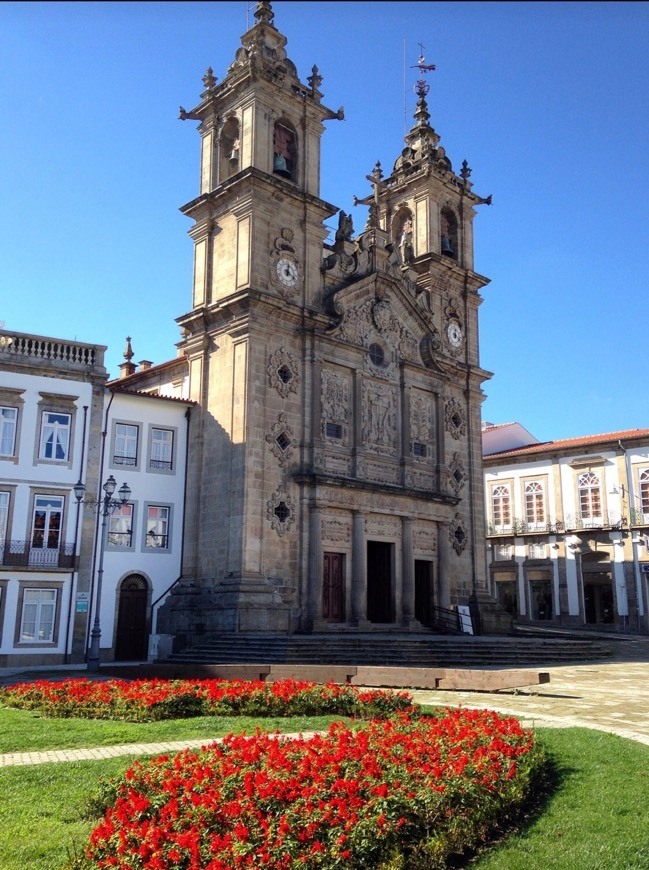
[{"left": 164, "top": 632, "right": 613, "bottom": 668}]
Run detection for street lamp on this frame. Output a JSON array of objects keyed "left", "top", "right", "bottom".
[{"left": 74, "top": 475, "right": 131, "bottom": 672}]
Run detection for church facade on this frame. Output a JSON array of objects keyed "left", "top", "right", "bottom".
[{"left": 157, "top": 1, "right": 508, "bottom": 641}]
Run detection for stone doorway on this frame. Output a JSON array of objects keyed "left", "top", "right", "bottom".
[{"left": 367, "top": 541, "right": 394, "bottom": 623}]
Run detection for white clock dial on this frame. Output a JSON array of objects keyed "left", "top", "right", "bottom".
[
  {"left": 447, "top": 320, "right": 464, "bottom": 348},
  {"left": 276, "top": 257, "right": 299, "bottom": 287}
]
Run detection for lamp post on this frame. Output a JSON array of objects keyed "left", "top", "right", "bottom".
[{"left": 74, "top": 475, "right": 131, "bottom": 673}]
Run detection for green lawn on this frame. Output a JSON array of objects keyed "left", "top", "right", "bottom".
[
  {"left": 472, "top": 728, "right": 649, "bottom": 869},
  {"left": 1, "top": 707, "right": 648, "bottom": 869},
  {"left": 0, "top": 705, "right": 341, "bottom": 753}
]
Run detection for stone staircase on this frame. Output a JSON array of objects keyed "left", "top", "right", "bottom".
[{"left": 163, "top": 631, "right": 614, "bottom": 669}]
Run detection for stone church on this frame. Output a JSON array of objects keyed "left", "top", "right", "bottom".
[{"left": 158, "top": 1, "right": 507, "bottom": 640}]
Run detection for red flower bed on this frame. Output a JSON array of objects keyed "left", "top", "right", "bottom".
[
  {"left": 0, "top": 677, "right": 415, "bottom": 722},
  {"left": 75, "top": 708, "right": 544, "bottom": 868}
]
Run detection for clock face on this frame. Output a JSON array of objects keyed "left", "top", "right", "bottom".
[
  {"left": 447, "top": 320, "right": 464, "bottom": 348},
  {"left": 276, "top": 257, "right": 299, "bottom": 287}
]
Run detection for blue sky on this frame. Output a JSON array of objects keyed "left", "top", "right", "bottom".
[{"left": 1, "top": 1, "right": 647, "bottom": 443}]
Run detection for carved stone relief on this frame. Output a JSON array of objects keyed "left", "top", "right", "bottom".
[
  {"left": 335, "top": 297, "right": 421, "bottom": 372},
  {"left": 449, "top": 513, "right": 468, "bottom": 555},
  {"left": 265, "top": 413, "right": 295, "bottom": 468},
  {"left": 448, "top": 452, "right": 466, "bottom": 496},
  {"left": 322, "top": 517, "right": 352, "bottom": 544},
  {"left": 405, "top": 468, "right": 435, "bottom": 490},
  {"left": 321, "top": 368, "right": 350, "bottom": 441},
  {"left": 268, "top": 347, "right": 300, "bottom": 398},
  {"left": 267, "top": 485, "right": 296, "bottom": 537},
  {"left": 445, "top": 397, "right": 466, "bottom": 440},
  {"left": 413, "top": 526, "right": 438, "bottom": 553},
  {"left": 365, "top": 515, "right": 401, "bottom": 538},
  {"left": 357, "top": 458, "right": 400, "bottom": 485},
  {"left": 410, "top": 391, "right": 433, "bottom": 458},
  {"left": 361, "top": 381, "right": 398, "bottom": 456}
]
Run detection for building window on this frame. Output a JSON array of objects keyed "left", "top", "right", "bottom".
[
  {"left": 145, "top": 505, "right": 170, "bottom": 550},
  {"left": 114, "top": 423, "right": 139, "bottom": 467},
  {"left": 412, "top": 442, "right": 427, "bottom": 458},
  {"left": 640, "top": 469, "right": 649, "bottom": 519},
  {"left": 20, "top": 588, "right": 57, "bottom": 643},
  {"left": 0, "top": 407, "right": 17, "bottom": 457},
  {"left": 494, "top": 543, "right": 512, "bottom": 560},
  {"left": 525, "top": 481, "right": 546, "bottom": 528},
  {"left": 325, "top": 422, "right": 343, "bottom": 439},
  {"left": 39, "top": 411, "right": 71, "bottom": 461},
  {"left": 31, "top": 495, "right": 63, "bottom": 551},
  {"left": 108, "top": 504, "right": 133, "bottom": 548},
  {"left": 528, "top": 542, "right": 547, "bottom": 559},
  {"left": 150, "top": 428, "right": 173, "bottom": 472},
  {"left": 368, "top": 343, "right": 386, "bottom": 367},
  {"left": 491, "top": 484, "right": 512, "bottom": 529},
  {"left": 578, "top": 471, "right": 602, "bottom": 524},
  {"left": 0, "top": 491, "right": 8, "bottom": 547}
]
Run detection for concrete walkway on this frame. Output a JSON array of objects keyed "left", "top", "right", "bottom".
[{"left": 1, "top": 637, "right": 648, "bottom": 767}]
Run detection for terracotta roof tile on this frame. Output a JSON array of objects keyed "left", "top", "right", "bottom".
[{"left": 483, "top": 428, "right": 649, "bottom": 460}]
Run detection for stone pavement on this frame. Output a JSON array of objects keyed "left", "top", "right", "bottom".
[{"left": 1, "top": 636, "right": 648, "bottom": 767}]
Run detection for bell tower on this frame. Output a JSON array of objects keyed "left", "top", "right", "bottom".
[
  {"left": 176, "top": 0, "right": 342, "bottom": 314},
  {"left": 367, "top": 55, "right": 501, "bottom": 628},
  {"left": 163, "top": 1, "right": 344, "bottom": 635}
]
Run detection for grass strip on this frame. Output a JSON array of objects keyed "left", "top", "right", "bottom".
[{"left": 0, "top": 705, "right": 342, "bottom": 753}]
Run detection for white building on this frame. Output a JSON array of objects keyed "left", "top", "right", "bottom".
[
  {"left": 483, "top": 424, "right": 649, "bottom": 633},
  {"left": 0, "top": 329, "right": 192, "bottom": 667}
]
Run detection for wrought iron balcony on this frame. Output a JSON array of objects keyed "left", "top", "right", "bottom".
[
  {"left": 1, "top": 540, "right": 76, "bottom": 569},
  {"left": 487, "top": 519, "right": 564, "bottom": 537}
]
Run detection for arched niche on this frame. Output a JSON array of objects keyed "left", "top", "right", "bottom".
[
  {"left": 393, "top": 207, "right": 414, "bottom": 264},
  {"left": 219, "top": 116, "right": 240, "bottom": 181},
  {"left": 440, "top": 207, "right": 458, "bottom": 259},
  {"left": 273, "top": 120, "right": 297, "bottom": 181}
]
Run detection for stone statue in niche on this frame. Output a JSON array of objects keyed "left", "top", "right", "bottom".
[{"left": 399, "top": 216, "right": 414, "bottom": 264}]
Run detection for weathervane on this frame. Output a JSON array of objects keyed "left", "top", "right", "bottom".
[{"left": 411, "top": 43, "right": 436, "bottom": 97}]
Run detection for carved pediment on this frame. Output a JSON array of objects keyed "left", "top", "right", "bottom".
[{"left": 325, "top": 279, "right": 449, "bottom": 377}]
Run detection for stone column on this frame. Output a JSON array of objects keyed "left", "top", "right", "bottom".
[
  {"left": 438, "top": 521, "right": 451, "bottom": 609},
  {"left": 308, "top": 507, "right": 323, "bottom": 629},
  {"left": 351, "top": 511, "right": 367, "bottom": 625},
  {"left": 401, "top": 516, "right": 415, "bottom": 626}
]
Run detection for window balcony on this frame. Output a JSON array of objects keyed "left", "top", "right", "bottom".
[
  {"left": 563, "top": 512, "right": 623, "bottom": 532},
  {"left": 1, "top": 540, "right": 76, "bottom": 569},
  {"left": 487, "top": 519, "right": 564, "bottom": 537}
]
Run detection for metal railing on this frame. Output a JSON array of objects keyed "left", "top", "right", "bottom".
[
  {"left": 428, "top": 605, "right": 466, "bottom": 634},
  {"left": 487, "top": 519, "right": 564, "bottom": 536},
  {"left": 1, "top": 540, "right": 76, "bottom": 569}
]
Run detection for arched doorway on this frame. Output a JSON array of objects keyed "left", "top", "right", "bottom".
[{"left": 114, "top": 574, "right": 149, "bottom": 661}]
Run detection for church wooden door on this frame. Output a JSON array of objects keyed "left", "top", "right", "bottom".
[
  {"left": 323, "top": 553, "right": 344, "bottom": 621},
  {"left": 115, "top": 574, "right": 149, "bottom": 661}
]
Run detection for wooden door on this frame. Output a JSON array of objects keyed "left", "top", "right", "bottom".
[
  {"left": 115, "top": 575, "right": 148, "bottom": 661},
  {"left": 323, "top": 553, "right": 345, "bottom": 621}
]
